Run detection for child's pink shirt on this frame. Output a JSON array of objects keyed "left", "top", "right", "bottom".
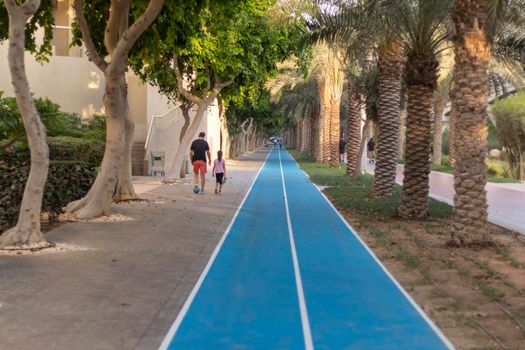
[{"left": 214, "top": 159, "right": 225, "bottom": 173}]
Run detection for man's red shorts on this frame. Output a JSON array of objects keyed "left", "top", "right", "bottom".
[{"left": 193, "top": 160, "right": 207, "bottom": 174}]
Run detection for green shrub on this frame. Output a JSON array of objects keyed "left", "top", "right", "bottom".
[
  {"left": 0, "top": 136, "right": 104, "bottom": 167},
  {"left": 0, "top": 161, "right": 97, "bottom": 231},
  {"left": 492, "top": 93, "right": 525, "bottom": 179},
  {"left": 487, "top": 118, "right": 501, "bottom": 150},
  {"left": 1, "top": 92, "right": 106, "bottom": 143},
  {"left": 442, "top": 127, "right": 449, "bottom": 156},
  {"left": 0, "top": 95, "right": 65, "bottom": 142},
  {"left": 486, "top": 158, "right": 511, "bottom": 178}
]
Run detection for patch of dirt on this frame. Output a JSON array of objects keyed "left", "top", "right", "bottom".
[
  {"left": 334, "top": 200, "right": 525, "bottom": 350},
  {"left": 115, "top": 199, "right": 166, "bottom": 205},
  {"left": 57, "top": 213, "right": 134, "bottom": 223},
  {"left": 0, "top": 242, "right": 88, "bottom": 256}
]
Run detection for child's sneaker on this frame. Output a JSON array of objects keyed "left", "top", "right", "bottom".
[{"left": 200, "top": 188, "right": 205, "bottom": 194}]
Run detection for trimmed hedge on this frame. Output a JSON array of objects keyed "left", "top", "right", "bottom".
[
  {"left": 0, "top": 161, "right": 97, "bottom": 231},
  {"left": 0, "top": 136, "right": 104, "bottom": 167}
]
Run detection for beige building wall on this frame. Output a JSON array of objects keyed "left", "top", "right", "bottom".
[
  {"left": 0, "top": 0, "right": 222, "bottom": 174},
  {"left": 127, "top": 75, "right": 148, "bottom": 141},
  {"left": 0, "top": 45, "right": 105, "bottom": 118}
]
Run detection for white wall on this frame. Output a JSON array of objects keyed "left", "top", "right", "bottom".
[{"left": 147, "top": 100, "right": 221, "bottom": 175}]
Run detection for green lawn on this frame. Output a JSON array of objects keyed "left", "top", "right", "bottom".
[{"left": 289, "top": 149, "right": 453, "bottom": 221}]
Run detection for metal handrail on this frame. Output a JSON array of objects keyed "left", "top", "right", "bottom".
[{"left": 144, "top": 104, "right": 182, "bottom": 151}]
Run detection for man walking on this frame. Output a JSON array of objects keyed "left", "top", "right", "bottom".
[
  {"left": 190, "top": 132, "right": 211, "bottom": 194},
  {"left": 339, "top": 137, "right": 346, "bottom": 163}
]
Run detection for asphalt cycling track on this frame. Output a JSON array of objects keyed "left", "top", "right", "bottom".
[{"left": 159, "top": 147, "right": 453, "bottom": 350}]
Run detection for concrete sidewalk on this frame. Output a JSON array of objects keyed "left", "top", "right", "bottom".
[
  {"left": 367, "top": 163, "right": 525, "bottom": 234},
  {"left": 0, "top": 149, "right": 267, "bottom": 350}
]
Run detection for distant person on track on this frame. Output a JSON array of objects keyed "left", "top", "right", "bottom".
[
  {"left": 212, "top": 150, "right": 227, "bottom": 195},
  {"left": 279, "top": 138, "right": 283, "bottom": 149},
  {"left": 367, "top": 138, "right": 376, "bottom": 164},
  {"left": 339, "top": 137, "right": 346, "bottom": 163},
  {"left": 190, "top": 131, "right": 211, "bottom": 194}
]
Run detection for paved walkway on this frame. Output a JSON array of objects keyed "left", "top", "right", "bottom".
[
  {"left": 367, "top": 164, "right": 525, "bottom": 234},
  {"left": 0, "top": 151, "right": 265, "bottom": 350},
  {"left": 161, "top": 148, "right": 452, "bottom": 349}
]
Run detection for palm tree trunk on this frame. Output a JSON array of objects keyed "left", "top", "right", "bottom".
[
  {"left": 346, "top": 80, "right": 361, "bottom": 175},
  {"left": 448, "top": 83, "right": 458, "bottom": 167},
  {"left": 432, "top": 97, "right": 445, "bottom": 164},
  {"left": 353, "top": 118, "right": 372, "bottom": 178},
  {"left": 399, "top": 53, "right": 438, "bottom": 219},
  {"left": 314, "top": 112, "right": 322, "bottom": 161},
  {"left": 398, "top": 109, "right": 406, "bottom": 160},
  {"left": 320, "top": 81, "right": 331, "bottom": 164},
  {"left": 328, "top": 98, "right": 341, "bottom": 167},
  {"left": 373, "top": 43, "right": 404, "bottom": 197},
  {"left": 450, "top": 0, "right": 491, "bottom": 246}
]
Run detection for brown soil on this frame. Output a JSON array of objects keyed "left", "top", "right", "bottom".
[{"left": 333, "top": 200, "right": 525, "bottom": 350}]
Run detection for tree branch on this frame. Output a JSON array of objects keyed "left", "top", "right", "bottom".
[
  {"left": 108, "top": 0, "right": 165, "bottom": 73},
  {"left": 73, "top": 0, "right": 108, "bottom": 72},
  {"left": 173, "top": 54, "right": 202, "bottom": 104},
  {"left": 4, "top": 0, "right": 39, "bottom": 18},
  {"left": 0, "top": 135, "right": 27, "bottom": 150},
  {"left": 206, "top": 76, "right": 235, "bottom": 104},
  {"left": 105, "top": 0, "right": 128, "bottom": 55}
]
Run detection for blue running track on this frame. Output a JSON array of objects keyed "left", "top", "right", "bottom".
[{"left": 159, "top": 148, "right": 453, "bottom": 350}]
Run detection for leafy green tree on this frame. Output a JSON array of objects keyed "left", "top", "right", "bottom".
[
  {"left": 0, "top": 0, "right": 56, "bottom": 247},
  {"left": 132, "top": 0, "right": 304, "bottom": 177},
  {"left": 64, "top": 0, "right": 164, "bottom": 219}
]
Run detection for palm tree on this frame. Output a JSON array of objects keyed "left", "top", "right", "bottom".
[
  {"left": 369, "top": 0, "right": 451, "bottom": 219},
  {"left": 450, "top": 0, "right": 491, "bottom": 245},
  {"left": 311, "top": 43, "right": 345, "bottom": 167},
  {"left": 266, "top": 59, "right": 322, "bottom": 158},
  {"left": 449, "top": 0, "right": 525, "bottom": 245},
  {"left": 345, "top": 78, "right": 362, "bottom": 174},
  {"left": 432, "top": 69, "right": 453, "bottom": 165},
  {"left": 372, "top": 42, "right": 405, "bottom": 197}
]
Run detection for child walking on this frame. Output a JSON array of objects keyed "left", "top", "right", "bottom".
[{"left": 212, "top": 151, "right": 226, "bottom": 195}]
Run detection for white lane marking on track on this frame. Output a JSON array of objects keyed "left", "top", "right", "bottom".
[
  {"left": 286, "top": 151, "right": 455, "bottom": 350},
  {"left": 278, "top": 148, "right": 315, "bottom": 350},
  {"left": 158, "top": 149, "right": 272, "bottom": 350}
]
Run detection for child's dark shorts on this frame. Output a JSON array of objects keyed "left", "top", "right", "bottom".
[{"left": 215, "top": 173, "right": 224, "bottom": 184}]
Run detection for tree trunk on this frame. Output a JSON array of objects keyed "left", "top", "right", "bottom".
[
  {"left": 219, "top": 100, "right": 231, "bottom": 158},
  {"left": 448, "top": 81, "right": 457, "bottom": 167},
  {"left": 328, "top": 98, "right": 341, "bottom": 167},
  {"left": 67, "top": 0, "right": 165, "bottom": 218},
  {"left": 398, "top": 109, "right": 406, "bottom": 160},
  {"left": 346, "top": 80, "right": 361, "bottom": 174},
  {"left": 432, "top": 97, "right": 445, "bottom": 165},
  {"left": 318, "top": 80, "right": 330, "bottom": 163},
  {"left": 65, "top": 73, "right": 127, "bottom": 218},
  {"left": 353, "top": 118, "right": 372, "bottom": 178},
  {"left": 373, "top": 43, "right": 405, "bottom": 197},
  {"left": 1, "top": 0, "right": 50, "bottom": 248},
  {"left": 168, "top": 102, "right": 207, "bottom": 179},
  {"left": 114, "top": 85, "right": 139, "bottom": 201},
  {"left": 399, "top": 53, "right": 438, "bottom": 219},
  {"left": 178, "top": 102, "right": 192, "bottom": 178},
  {"left": 450, "top": 0, "right": 491, "bottom": 245},
  {"left": 313, "top": 113, "right": 321, "bottom": 160}
]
